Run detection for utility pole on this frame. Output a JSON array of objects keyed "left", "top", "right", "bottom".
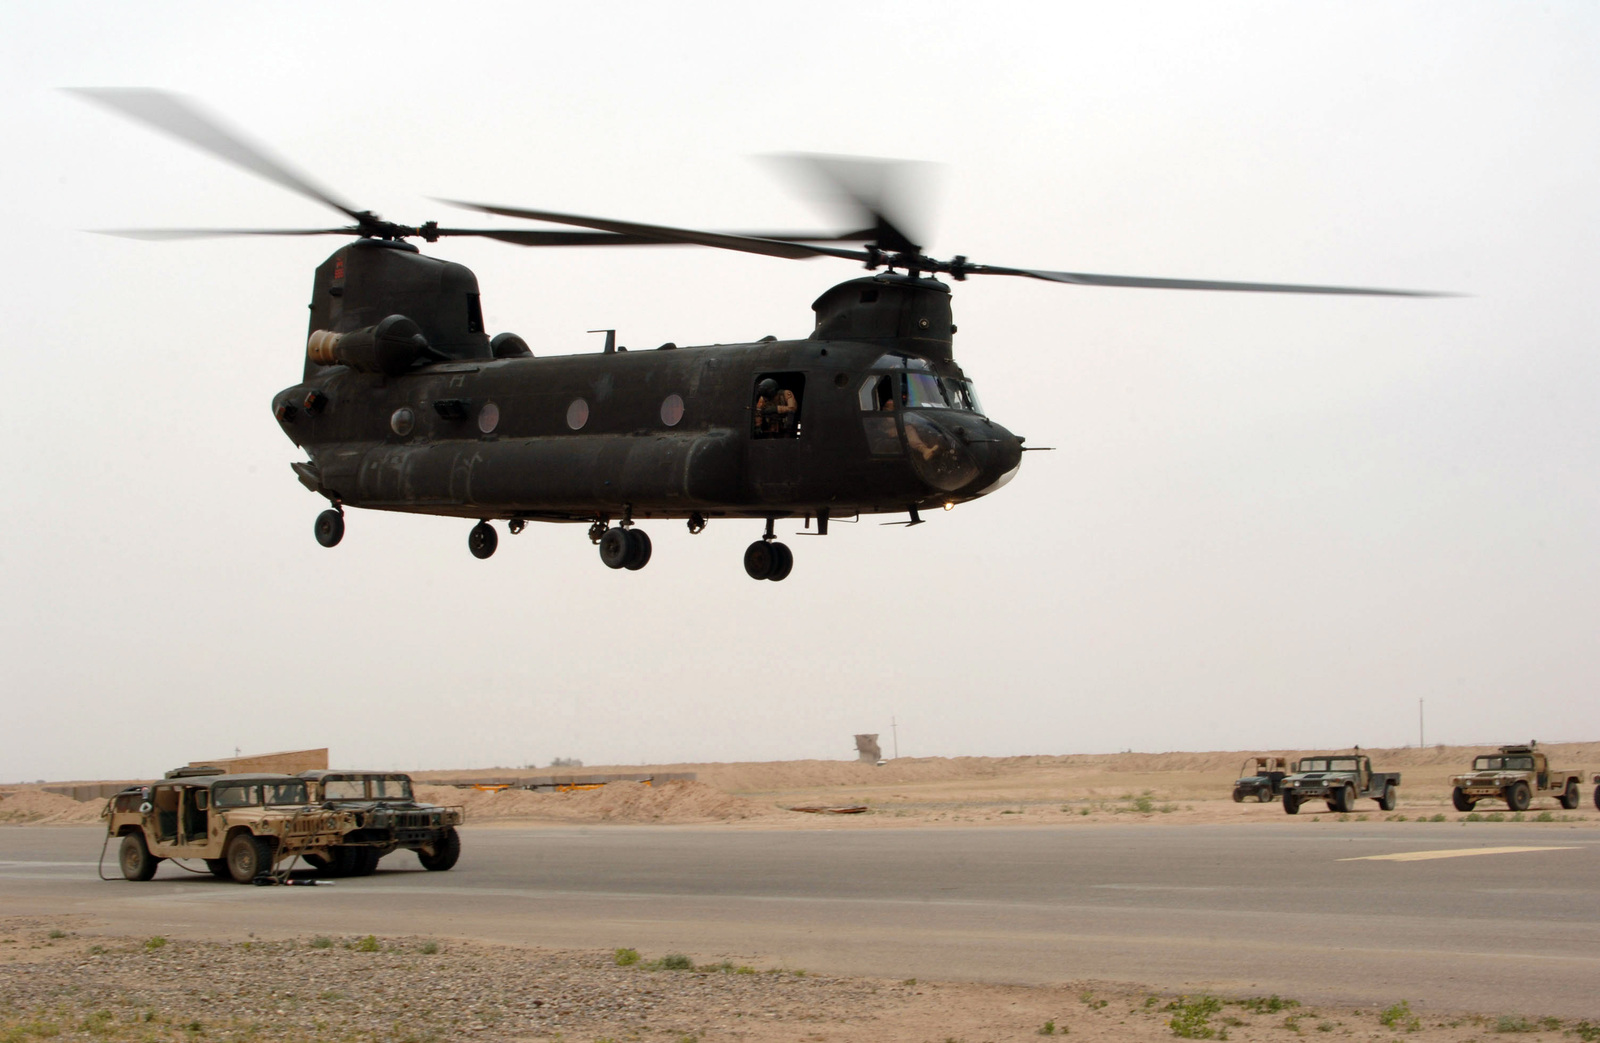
[
  {"left": 1418, "top": 700, "right": 1424, "bottom": 748},
  {"left": 891, "top": 716, "right": 899, "bottom": 760}
]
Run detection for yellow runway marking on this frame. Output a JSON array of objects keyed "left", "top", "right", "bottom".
[{"left": 1341, "top": 846, "right": 1579, "bottom": 862}]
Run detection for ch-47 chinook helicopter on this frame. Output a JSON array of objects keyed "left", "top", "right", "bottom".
[{"left": 75, "top": 90, "right": 1446, "bottom": 581}]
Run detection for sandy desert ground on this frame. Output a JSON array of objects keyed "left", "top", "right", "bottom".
[
  {"left": 2, "top": 917, "right": 1593, "bottom": 1043},
  {"left": 6, "top": 741, "right": 1600, "bottom": 828},
  {"left": 4, "top": 744, "right": 1598, "bottom": 1041}
]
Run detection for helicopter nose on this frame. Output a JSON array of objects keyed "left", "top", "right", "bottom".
[
  {"left": 968, "top": 422, "right": 1024, "bottom": 497},
  {"left": 902, "top": 411, "right": 1022, "bottom": 497}
]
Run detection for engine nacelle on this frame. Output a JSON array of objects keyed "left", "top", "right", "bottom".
[{"left": 307, "top": 314, "right": 433, "bottom": 375}]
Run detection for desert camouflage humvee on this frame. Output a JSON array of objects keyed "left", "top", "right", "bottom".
[
  {"left": 1450, "top": 743, "right": 1584, "bottom": 812},
  {"left": 102, "top": 773, "right": 369, "bottom": 883},
  {"left": 299, "top": 770, "right": 463, "bottom": 874}
]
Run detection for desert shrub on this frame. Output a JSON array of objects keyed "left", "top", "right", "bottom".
[
  {"left": 1239, "top": 996, "right": 1299, "bottom": 1014},
  {"left": 1380, "top": 1001, "right": 1420, "bottom": 1032},
  {"left": 612, "top": 947, "right": 639, "bottom": 966},
  {"left": 1168, "top": 996, "right": 1222, "bottom": 1039},
  {"left": 649, "top": 953, "right": 693, "bottom": 971}
]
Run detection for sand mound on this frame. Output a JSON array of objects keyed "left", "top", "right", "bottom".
[
  {"left": 0, "top": 789, "right": 106, "bottom": 825},
  {"left": 415, "top": 780, "right": 773, "bottom": 825}
]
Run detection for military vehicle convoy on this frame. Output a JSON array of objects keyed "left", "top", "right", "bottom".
[
  {"left": 102, "top": 768, "right": 462, "bottom": 883},
  {"left": 1280, "top": 753, "right": 1399, "bottom": 814},
  {"left": 1450, "top": 743, "right": 1583, "bottom": 811},
  {"left": 298, "top": 770, "right": 462, "bottom": 874},
  {"left": 1231, "top": 756, "right": 1292, "bottom": 803}
]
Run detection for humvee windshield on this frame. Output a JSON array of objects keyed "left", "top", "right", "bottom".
[
  {"left": 1473, "top": 756, "right": 1535, "bottom": 771},
  {"left": 212, "top": 780, "right": 309, "bottom": 807},
  {"left": 1296, "top": 758, "right": 1360, "bottom": 773},
  {"left": 323, "top": 775, "right": 414, "bottom": 801}
]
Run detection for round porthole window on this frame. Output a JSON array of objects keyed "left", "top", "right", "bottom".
[
  {"left": 390, "top": 407, "right": 415, "bottom": 436},
  {"left": 566, "top": 398, "right": 589, "bottom": 430},
  {"left": 478, "top": 401, "right": 500, "bottom": 434},
  {"left": 660, "top": 393, "right": 684, "bottom": 427}
]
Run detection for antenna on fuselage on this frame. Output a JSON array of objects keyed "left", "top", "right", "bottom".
[{"left": 587, "top": 329, "right": 617, "bottom": 354}]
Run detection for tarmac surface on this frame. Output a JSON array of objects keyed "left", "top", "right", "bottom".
[{"left": 3, "top": 822, "right": 1597, "bottom": 1016}]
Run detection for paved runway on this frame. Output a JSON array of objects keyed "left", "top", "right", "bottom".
[{"left": 4, "top": 823, "right": 1597, "bottom": 1016}]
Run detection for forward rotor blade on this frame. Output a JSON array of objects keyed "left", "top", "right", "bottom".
[
  {"left": 439, "top": 200, "right": 874, "bottom": 263},
  {"left": 972, "top": 264, "right": 1453, "bottom": 297},
  {"left": 68, "top": 88, "right": 365, "bottom": 223},
  {"left": 96, "top": 227, "right": 361, "bottom": 240},
  {"left": 450, "top": 227, "right": 879, "bottom": 248},
  {"left": 764, "top": 153, "right": 937, "bottom": 254}
]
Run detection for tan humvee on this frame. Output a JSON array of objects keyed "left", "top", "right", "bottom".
[
  {"left": 102, "top": 773, "right": 369, "bottom": 883},
  {"left": 1450, "top": 743, "right": 1584, "bottom": 812}
]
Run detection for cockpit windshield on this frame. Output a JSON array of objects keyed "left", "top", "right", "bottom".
[{"left": 858, "top": 359, "right": 985, "bottom": 415}]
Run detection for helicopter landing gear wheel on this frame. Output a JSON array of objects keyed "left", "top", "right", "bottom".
[
  {"left": 314, "top": 509, "right": 344, "bottom": 548},
  {"left": 768, "top": 541, "right": 793, "bottom": 581},
  {"left": 687, "top": 513, "right": 706, "bottom": 535},
  {"left": 468, "top": 521, "right": 497, "bottom": 559},
  {"left": 599, "top": 527, "right": 650, "bottom": 570},
  {"left": 508, "top": 518, "right": 526, "bottom": 535},
  {"left": 743, "top": 541, "right": 793, "bottom": 581},
  {"left": 623, "top": 529, "right": 652, "bottom": 570}
]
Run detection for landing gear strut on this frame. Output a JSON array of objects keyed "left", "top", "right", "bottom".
[
  {"left": 468, "top": 521, "right": 497, "bottom": 559},
  {"left": 314, "top": 507, "right": 344, "bottom": 548}
]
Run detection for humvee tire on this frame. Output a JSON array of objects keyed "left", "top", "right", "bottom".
[
  {"left": 327, "top": 846, "right": 377, "bottom": 877},
  {"left": 1330, "top": 784, "right": 1356, "bottom": 814},
  {"left": 225, "top": 833, "right": 273, "bottom": 883},
  {"left": 119, "top": 832, "right": 159, "bottom": 881},
  {"left": 1559, "top": 781, "right": 1579, "bottom": 810},
  {"left": 419, "top": 826, "right": 461, "bottom": 871},
  {"left": 1452, "top": 787, "right": 1475, "bottom": 812},
  {"left": 1377, "top": 783, "right": 1397, "bottom": 811},
  {"left": 1258, "top": 785, "right": 1273, "bottom": 802},
  {"left": 1594, "top": 784, "right": 1600, "bottom": 812},
  {"left": 1232, "top": 787, "right": 1245, "bottom": 803},
  {"left": 205, "top": 859, "right": 230, "bottom": 880},
  {"left": 1505, "top": 781, "right": 1531, "bottom": 812},
  {"left": 1283, "top": 792, "right": 1301, "bottom": 815}
]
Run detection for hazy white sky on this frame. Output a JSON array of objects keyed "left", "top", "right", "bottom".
[{"left": 2, "top": 3, "right": 1596, "bottom": 782}]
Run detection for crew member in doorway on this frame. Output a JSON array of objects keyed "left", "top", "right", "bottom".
[{"left": 755, "top": 378, "right": 798, "bottom": 436}]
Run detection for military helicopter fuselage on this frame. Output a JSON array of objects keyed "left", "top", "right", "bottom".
[
  {"left": 72, "top": 89, "right": 1444, "bottom": 580},
  {"left": 273, "top": 239, "right": 1023, "bottom": 548}
]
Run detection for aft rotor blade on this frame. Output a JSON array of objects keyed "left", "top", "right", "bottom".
[
  {"left": 96, "top": 227, "right": 361, "bottom": 240},
  {"left": 972, "top": 263, "right": 1452, "bottom": 297},
  {"left": 67, "top": 88, "right": 366, "bottom": 223},
  {"left": 439, "top": 200, "right": 874, "bottom": 263}
]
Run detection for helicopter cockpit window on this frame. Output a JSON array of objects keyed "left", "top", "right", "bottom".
[
  {"left": 859, "top": 375, "right": 896, "bottom": 412},
  {"left": 903, "top": 372, "right": 948, "bottom": 409},
  {"left": 752, "top": 373, "right": 804, "bottom": 438},
  {"left": 870, "top": 353, "right": 932, "bottom": 371},
  {"left": 940, "top": 377, "right": 984, "bottom": 414}
]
